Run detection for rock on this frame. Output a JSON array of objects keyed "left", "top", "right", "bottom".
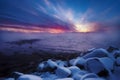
[
  {"left": 116, "top": 57, "right": 120, "bottom": 66},
  {"left": 113, "top": 51, "right": 120, "bottom": 58},
  {"left": 5, "top": 78, "right": 15, "bottom": 80},
  {"left": 68, "top": 66, "right": 81, "bottom": 75},
  {"left": 55, "top": 66, "right": 71, "bottom": 78},
  {"left": 38, "top": 59, "right": 57, "bottom": 72},
  {"left": 55, "top": 78, "right": 74, "bottom": 80},
  {"left": 17, "top": 74, "right": 42, "bottom": 80},
  {"left": 85, "top": 57, "right": 114, "bottom": 77},
  {"left": 107, "top": 46, "right": 119, "bottom": 53},
  {"left": 84, "top": 78, "right": 106, "bottom": 80},
  {"left": 83, "top": 48, "right": 109, "bottom": 59},
  {"left": 56, "top": 60, "right": 68, "bottom": 67},
  {"left": 12, "top": 72, "right": 24, "bottom": 80},
  {"left": 81, "top": 73, "right": 98, "bottom": 80},
  {"left": 73, "top": 57, "right": 86, "bottom": 69},
  {"left": 47, "top": 59, "right": 58, "bottom": 68}
]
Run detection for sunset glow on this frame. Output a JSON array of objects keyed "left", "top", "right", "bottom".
[
  {"left": 75, "top": 23, "right": 96, "bottom": 33},
  {"left": 0, "top": 27, "right": 65, "bottom": 33}
]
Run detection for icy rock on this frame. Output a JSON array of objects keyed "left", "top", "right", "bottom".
[
  {"left": 12, "top": 72, "right": 24, "bottom": 80},
  {"left": 73, "top": 57, "right": 86, "bottom": 69},
  {"left": 47, "top": 59, "right": 58, "bottom": 68},
  {"left": 38, "top": 62, "right": 46, "bottom": 71},
  {"left": 83, "top": 48, "right": 109, "bottom": 59},
  {"left": 81, "top": 73, "right": 98, "bottom": 80},
  {"left": 69, "top": 59, "right": 76, "bottom": 66},
  {"left": 40, "top": 72, "right": 58, "bottom": 80},
  {"left": 56, "top": 60, "right": 68, "bottom": 67},
  {"left": 5, "top": 78, "right": 15, "bottom": 80},
  {"left": 55, "top": 78, "right": 74, "bottom": 80},
  {"left": 85, "top": 57, "right": 114, "bottom": 76},
  {"left": 68, "top": 66, "right": 81, "bottom": 75},
  {"left": 17, "top": 74, "right": 42, "bottom": 80},
  {"left": 38, "top": 59, "right": 57, "bottom": 72},
  {"left": 72, "top": 74, "right": 82, "bottom": 80},
  {"left": 84, "top": 78, "right": 106, "bottom": 80},
  {"left": 55, "top": 66, "right": 71, "bottom": 78},
  {"left": 113, "top": 51, "right": 120, "bottom": 58},
  {"left": 116, "top": 57, "right": 120, "bottom": 66}
]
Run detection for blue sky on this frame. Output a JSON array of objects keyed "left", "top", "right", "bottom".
[{"left": 0, "top": 0, "right": 120, "bottom": 33}]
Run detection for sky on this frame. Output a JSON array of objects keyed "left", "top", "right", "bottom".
[{"left": 0, "top": 0, "right": 120, "bottom": 33}]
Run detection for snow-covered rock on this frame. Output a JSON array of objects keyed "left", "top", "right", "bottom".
[
  {"left": 38, "top": 59, "right": 57, "bottom": 72},
  {"left": 69, "top": 59, "right": 76, "bottom": 66},
  {"left": 56, "top": 60, "right": 68, "bottom": 67},
  {"left": 81, "top": 73, "right": 98, "bottom": 80},
  {"left": 116, "top": 57, "right": 120, "bottom": 66},
  {"left": 17, "top": 75, "right": 42, "bottom": 80},
  {"left": 84, "top": 78, "right": 105, "bottom": 80},
  {"left": 85, "top": 57, "right": 114, "bottom": 76},
  {"left": 68, "top": 66, "right": 81, "bottom": 75},
  {"left": 73, "top": 57, "right": 86, "bottom": 69},
  {"left": 5, "top": 78, "right": 15, "bottom": 80},
  {"left": 55, "top": 66, "right": 71, "bottom": 78},
  {"left": 83, "top": 48, "right": 109, "bottom": 59},
  {"left": 113, "top": 50, "right": 120, "bottom": 58},
  {"left": 55, "top": 78, "right": 73, "bottom": 80},
  {"left": 40, "top": 72, "right": 58, "bottom": 80},
  {"left": 47, "top": 59, "right": 58, "bottom": 68},
  {"left": 12, "top": 72, "right": 24, "bottom": 79}
]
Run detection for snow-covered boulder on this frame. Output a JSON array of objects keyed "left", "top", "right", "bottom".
[
  {"left": 83, "top": 48, "right": 109, "bottom": 59},
  {"left": 55, "top": 66, "right": 71, "bottom": 78},
  {"left": 81, "top": 73, "right": 98, "bottom": 80},
  {"left": 85, "top": 57, "right": 114, "bottom": 76},
  {"left": 84, "top": 78, "right": 105, "bottom": 80},
  {"left": 12, "top": 72, "right": 24, "bottom": 80},
  {"left": 56, "top": 60, "right": 68, "bottom": 67},
  {"left": 17, "top": 75, "right": 42, "bottom": 80},
  {"left": 73, "top": 57, "right": 86, "bottom": 69},
  {"left": 5, "top": 78, "right": 15, "bottom": 80},
  {"left": 69, "top": 59, "right": 76, "bottom": 66},
  {"left": 55, "top": 78, "right": 73, "bottom": 80},
  {"left": 40, "top": 72, "right": 58, "bottom": 80},
  {"left": 116, "top": 57, "right": 120, "bottom": 66},
  {"left": 47, "top": 59, "right": 58, "bottom": 68},
  {"left": 38, "top": 59, "right": 57, "bottom": 72},
  {"left": 68, "top": 66, "right": 81, "bottom": 75},
  {"left": 113, "top": 50, "right": 120, "bottom": 58}
]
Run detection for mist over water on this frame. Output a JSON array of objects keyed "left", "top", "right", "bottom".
[{"left": 0, "top": 31, "right": 120, "bottom": 52}]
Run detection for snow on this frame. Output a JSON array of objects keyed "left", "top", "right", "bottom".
[
  {"left": 17, "top": 75, "right": 42, "bottom": 80},
  {"left": 55, "top": 67, "right": 71, "bottom": 78}
]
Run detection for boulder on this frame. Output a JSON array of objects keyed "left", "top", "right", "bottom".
[
  {"left": 85, "top": 57, "right": 114, "bottom": 77},
  {"left": 55, "top": 67, "right": 71, "bottom": 78},
  {"left": 17, "top": 74, "right": 42, "bottom": 80},
  {"left": 73, "top": 57, "right": 86, "bottom": 69},
  {"left": 55, "top": 78, "right": 73, "bottom": 80},
  {"left": 83, "top": 48, "right": 109, "bottom": 59}
]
